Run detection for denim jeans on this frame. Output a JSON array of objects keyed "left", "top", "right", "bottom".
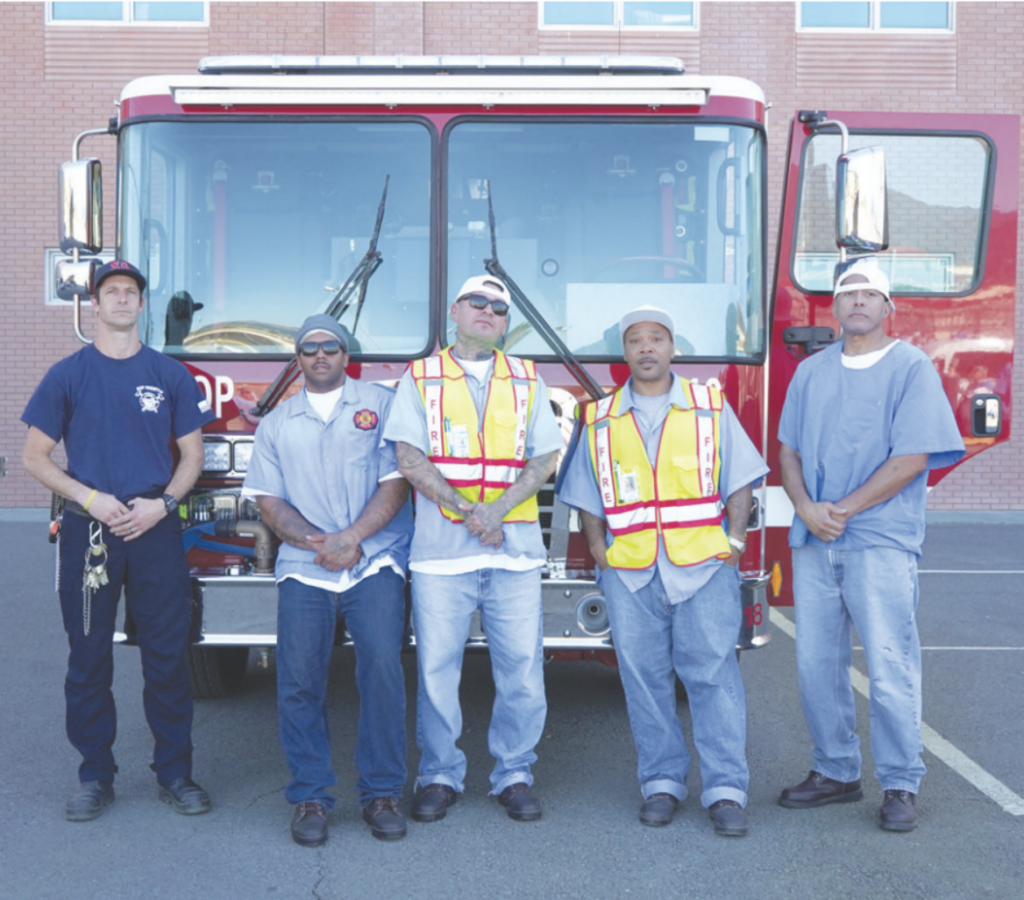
[
  {"left": 602, "top": 565, "right": 749, "bottom": 808},
  {"left": 411, "top": 568, "right": 547, "bottom": 794},
  {"left": 792, "top": 544, "right": 925, "bottom": 793},
  {"left": 276, "top": 570, "right": 407, "bottom": 810}
]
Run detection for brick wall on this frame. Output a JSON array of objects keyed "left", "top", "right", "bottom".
[{"left": 2, "top": 1, "right": 1021, "bottom": 509}]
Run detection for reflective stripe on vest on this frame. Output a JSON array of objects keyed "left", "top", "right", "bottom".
[
  {"left": 584, "top": 381, "right": 731, "bottom": 569},
  {"left": 412, "top": 347, "right": 538, "bottom": 523}
]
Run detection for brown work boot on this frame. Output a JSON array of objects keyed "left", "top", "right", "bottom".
[
  {"left": 363, "top": 796, "right": 407, "bottom": 841},
  {"left": 880, "top": 790, "right": 918, "bottom": 832},
  {"left": 779, "top": 771, "right": 863, "bottom": 808},
  {"left": 291, "top": 800, "right": 328, "bottom": 847}
]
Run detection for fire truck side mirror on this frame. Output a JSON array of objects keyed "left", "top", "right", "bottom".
[
  {"left": 59, "top": 158, "right": 102, "bottom": 255},
  {"left": 835, "top": 146, "right": 889, "bottom": 253}
]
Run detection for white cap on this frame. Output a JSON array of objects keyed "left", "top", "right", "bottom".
[
  {"left": 619, "top": 305, "right": 675, "bottom": 341},
  {"left": 834, "top": 257, "right": 894, "bottom": 308},
  {"left": 455, "top": 274, "right": 511, "bottom": 304}
]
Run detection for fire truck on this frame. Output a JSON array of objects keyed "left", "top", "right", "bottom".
[{"left": 55, "top": 56, "right": 1017, "bottom": 697}]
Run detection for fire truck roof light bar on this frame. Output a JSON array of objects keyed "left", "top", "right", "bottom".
[
  {"left": 198, "top": 55, "right": 685, "bottom": 76},
  {"left": 172, "top": 87, "right": 709, "bottom": 108}
]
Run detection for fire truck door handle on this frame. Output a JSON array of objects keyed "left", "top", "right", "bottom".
[{"left": 782, "top": 326, "right": 836, "bottom": 355}]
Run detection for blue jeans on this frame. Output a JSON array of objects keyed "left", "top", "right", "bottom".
[
  {"left": 411, "top": 568, "right": 547, "bottom": 794},
  {"left": 602, "top": 565, "right": 749, "bottom": 808},
  {"left": 276, "top": 570, "right": 407, "bottom": 810},
  {"left": 792, "top": 544, "right": 924, "bottom": 793}
]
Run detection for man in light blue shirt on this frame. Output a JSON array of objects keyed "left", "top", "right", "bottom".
[
  {"left": 777, "top": 258, "right": 965, "bottom": 832},
  {"left": 383, "top": 275, "right": 564, "bottom": 824},
  {"left": 244, "top": 315, "right": 413, "bottom": 848},
  {"left": 558, "top": 306, "right": 768, "bottom": 837}
]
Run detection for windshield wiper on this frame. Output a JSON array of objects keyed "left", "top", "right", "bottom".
[
  {"left": 483, "top": 180, "right": 605, "bottom": 401},
  {"left": 251, "top": 176, "right": 389, "bottom": 418}
]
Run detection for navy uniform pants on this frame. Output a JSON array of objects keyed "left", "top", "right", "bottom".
[{"left": 58, "top": 510, "right": 194, "bottom": 785}]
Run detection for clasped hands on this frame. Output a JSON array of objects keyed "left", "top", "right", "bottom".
[
  {"left": 459, "top": 500, "right": 505, "bottom": 548},
  {"left": 307, "top": 528, "right": 363, "bottom": 572},
  {"left": 798, "top": 500, "right": 849, "bottom": 543}
]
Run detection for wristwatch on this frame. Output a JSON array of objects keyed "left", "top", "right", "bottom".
[
  {"left": 162, "top": 493, "right": 179, "bottom": 516},
  {"left": 728, "top": 535, "right": 747, "bottom": 554}
]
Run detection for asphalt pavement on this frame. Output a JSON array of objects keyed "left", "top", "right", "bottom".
[{"left": 0, "top": 520, "right": 1021, "bottom": 900}]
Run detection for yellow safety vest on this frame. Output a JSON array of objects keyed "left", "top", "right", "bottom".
[
  {"left": 411, "top": 347, "right": 539, "bottom": 524},
  {"left": 584, "top": 380, "right": 731, "bottom": 570}
]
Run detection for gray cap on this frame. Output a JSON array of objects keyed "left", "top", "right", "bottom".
[{"left": 294, "top": 314, "right": 350, "bottom": 353}]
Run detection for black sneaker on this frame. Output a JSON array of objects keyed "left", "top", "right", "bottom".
[
  {"left": 363, "top": 796, "right": 407, "bottom": 841},
  {"left": 411, "top": 783, "right": 458, "bottom": 823},
  {"left": 158, "top": 777, "right": 212, "bottom": 815},
  {"left": 497, "top": 782, "right": 542, "bottom": 822},
  {"left": 66, "top": 781, "right": 115, "bottom": 822}
]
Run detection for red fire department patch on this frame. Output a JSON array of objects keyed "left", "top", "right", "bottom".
[{"left": 354, "top": 409, "right": 378, "bottom": 430}]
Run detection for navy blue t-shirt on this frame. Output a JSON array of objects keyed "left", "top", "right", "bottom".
[{"left": 22, "top": 344, "right": 214, "bottom": 502}]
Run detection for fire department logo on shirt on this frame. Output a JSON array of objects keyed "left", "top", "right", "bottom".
[
  {"left": 353, "top": 409, "right": 378, "bottom": 430},
  {"left": 136, "top": 385, "right": 165, "bottom": 413}
]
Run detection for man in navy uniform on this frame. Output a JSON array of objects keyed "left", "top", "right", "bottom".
[{"left": 22, "top": 260, "right": 214, "bottom": 821}]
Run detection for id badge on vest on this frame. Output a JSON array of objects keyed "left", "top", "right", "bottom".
[
  {"left": 446, "top": 422, "right": 471, "bottom": 458},
  {"left": 615, "top": 462, "right": 640, "bottom": 504}
]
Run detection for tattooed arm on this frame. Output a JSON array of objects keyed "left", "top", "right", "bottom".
[
  {"left": 307, "top": 478, "right": 411, "bottom": 572},
  {"left": 256, "top": 495, "right": 324, "bottom": 552},
  {"left": 463, "top": 450, "right": 560, "bottom": 548},
  {"left": 395, "top": 441, "right": 474, "bottom": 517}
]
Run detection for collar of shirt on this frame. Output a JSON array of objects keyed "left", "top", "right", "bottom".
[
  {"left": 618, "top": 374, "right": 692, "bottom": 417},
  {"left": 290, "top": 378, "right": 368, "bottom": 424}
]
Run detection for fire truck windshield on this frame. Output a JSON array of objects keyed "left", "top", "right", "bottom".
[
  {"left": 446, "top": 120, "right": 765, "bottom": 361},
  {"left": 120, "top": 120, "right": 433, "bottom": 357}
]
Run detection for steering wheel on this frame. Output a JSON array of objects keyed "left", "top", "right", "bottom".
[{"left": 595, "top": 255, "right": 705, "bottom": 282}]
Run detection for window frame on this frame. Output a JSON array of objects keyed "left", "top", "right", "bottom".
[
  {"left": 538, "top": 1, "right": 699, "bottom": 32},
  {"left": 440, "top": 113, "right": 769, "bottom": 366},
  {"left": 116, "top": 113, "right": 441, "bottom": 363},
  {"left": 789, "top": 127, "right": 996, "bottom": 299},
  {"left": 46, "top": 1, "right": 209, "bottom": 27},
  {"left": 796, "top": 1, "right": 954, "bottom": 34}
]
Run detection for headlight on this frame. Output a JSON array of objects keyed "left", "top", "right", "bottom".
[
  {"left": 233, "top": 441, "right": 254, "bottom": 472},
  {"left": 203, "top": 440, "right": 231, "bottom": 472}
]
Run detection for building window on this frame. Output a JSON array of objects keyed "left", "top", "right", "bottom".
[
  {"left": 540, "top": 1, "right": 696, "bottom": 29},
  {"left": 798, "top": 2, "right": 952, "bottom": 32},
  {"left": 48, "top": 1, "right": 207, "bottom": 25}
]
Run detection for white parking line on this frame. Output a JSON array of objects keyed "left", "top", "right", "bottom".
[
  {"left": 919, "top": 570, "right": 1024, "bottom": 575},
  {"left": 769, "top": 607, "right": 1024, "bottom": 816}
]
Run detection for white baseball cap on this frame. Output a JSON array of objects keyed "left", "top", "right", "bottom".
[
  {"left": 619, "top": 305, "right": 676, "bottom": 341},
  {"left": 455, "top": 275, "right": 511, "bottom": 304},
  {"left": 834, "top": 257, "right": 894, "bottom": 308}
]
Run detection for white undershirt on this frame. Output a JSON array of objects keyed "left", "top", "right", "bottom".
[
  {"left": 841, "top": 339, "right": 900, "bottom": 369},
  {"left": 305, "top": 383, "right": 344, "bottom": 420}
]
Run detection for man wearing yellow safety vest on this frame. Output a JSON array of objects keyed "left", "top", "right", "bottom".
[
  {"left": 557, "top": 306, "right": 768, "bottom": 837},
  {"left": 383, "top": 275, "right": 564, "bottom": 824}
]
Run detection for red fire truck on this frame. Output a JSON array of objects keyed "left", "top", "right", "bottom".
[{"left": 55, "top": 56, "right": 1016, "bottom": 697}]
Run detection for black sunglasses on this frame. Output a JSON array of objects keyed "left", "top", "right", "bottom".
[
  {"left": 298, "top": 340, "right": 344, "bottom": 357},
  {"left": 457, "top": 292, "right": 509, "bottom": 316}
]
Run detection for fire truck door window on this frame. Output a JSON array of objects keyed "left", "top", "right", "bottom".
[
  {"left": 793, "top": 132, "right": 991, "bottom": 295},
  {"left": 120, "top": 120, "right": 433, "bottom": 357},
  {"left": 445, "top": 120, "right": 765, "bottom": 361}
]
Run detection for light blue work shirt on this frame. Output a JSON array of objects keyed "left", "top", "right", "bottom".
[
  {"left": 243, "top": 379, "right": 413, "bottom": 581},
  {"left": 778, "top": 340, "right": 965, "bottom": 556},
  {"left": 383, "top": 354, "right": 565, "bottom": 569},
  {"left": 556, "top": 375, "right": 769, "bottom": 603}
]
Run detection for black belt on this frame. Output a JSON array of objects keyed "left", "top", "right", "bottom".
[{"left": 63, "top": 489, "right": 165, "bottom": 519}]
